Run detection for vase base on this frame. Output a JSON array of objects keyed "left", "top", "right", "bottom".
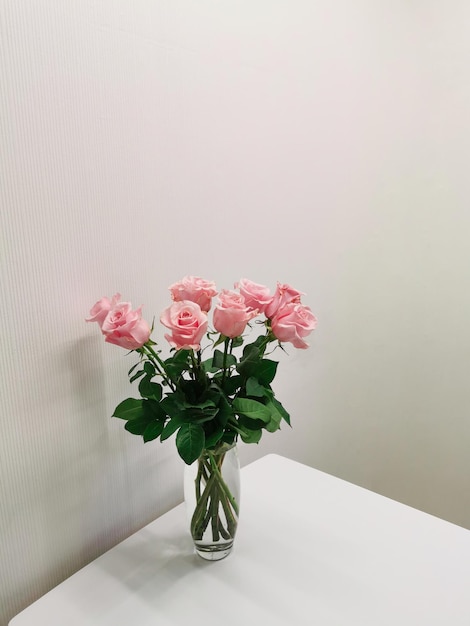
[{"left": 194, "top": 541, "right": 234, "bottom": 561}]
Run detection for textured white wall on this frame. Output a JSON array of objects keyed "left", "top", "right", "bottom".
[{"left": 2, "top": 1, "right": 470, "bottom": 624}]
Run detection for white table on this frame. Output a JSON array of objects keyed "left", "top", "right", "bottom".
[{"left": 10, "top": 454, "right": 470, "bottom": 625}]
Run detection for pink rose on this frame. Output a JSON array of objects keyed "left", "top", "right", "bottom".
[
  {"left": 169, "top": 276, "right": 218, "bottom": 312},
  {"left": 101, "top": 301, "right": 151, "bottom": 350},
  {"left": 235, "top": 278, "right": 272, "bottom": 314},
  {"left": 270, "top": 303, "right": 317, "bottom": 349},
  {"left": 160, "top": 301, "right": 208, "bottom": 350},
  {"left": 86, "top": 293, "right": 121, "bottom": 327},
  {"left": 213, "top": 290, "right": 258, "bottom": 338},
  {"left": 265, "top": 282, "right": 304, "bottom": 319}
]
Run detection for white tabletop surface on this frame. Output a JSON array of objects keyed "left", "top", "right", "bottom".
[{"left": 10, "top": 454, "right": 470, "bottom": 625}]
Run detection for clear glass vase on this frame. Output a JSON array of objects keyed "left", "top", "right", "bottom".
[{"left": 184, "top": 442, "right": 240, "bottom": 561}]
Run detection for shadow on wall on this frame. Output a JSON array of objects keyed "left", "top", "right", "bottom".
[
  {"left": 1, "top": 336, "right": 117, "bottom": 624},
  {"left": 64, "top": 335, "right": 136, "bottom": 554}
]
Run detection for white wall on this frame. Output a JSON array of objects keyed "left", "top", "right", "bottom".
[{"left": 2, "top": 1, "right": 470, "bottom": 623}]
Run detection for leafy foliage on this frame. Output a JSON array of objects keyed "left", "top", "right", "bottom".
[{"left": 113, "top": 325, "right": 291, "bottom": 464}]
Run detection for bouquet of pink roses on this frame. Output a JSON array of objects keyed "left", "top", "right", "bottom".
[
  {"left": 86, "top": 276, "right": 317, "bottom": 465},
  {"left": 87, "top": 276, "right": 317, "bottom": 559}
]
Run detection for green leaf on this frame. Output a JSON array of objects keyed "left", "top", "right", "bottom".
[
  {"left": 124, "top": 417, "right": 151, "bottom": 435},
  {"left": 160, "top": 414, "right": 185, "bottom": 441},
  {"left": 185, "top": 406, "right": 219, "bottom": 423},
  {"left": 274, "top": 398, "right": 291, "bottom": 426},
  {"left": 246, "top": 376, "right": 265, "bottom": 397},
  {"left": 160, "top": 394, "right": 183, "bottom": 418},
  {"left": 138, "top": 377, "right": 163, "bottom": 401},
  {"left": 231, "top": 336, "right": 244, "bottom": 348},
  {"left": 264, "top": 391, "right": 291, "bottom": 427},
  {"left": 242, "top": 343, "right": 260, "bottom": 359},
  {"left": 221, "top": 433, "right": 237, "bottom": 447},
  {"left": 202, "top": 357, "right": 218, "bottom": 374},
  {"left": 212, "top": 334, "right": 227, "bottom": 348},
  {"left": 237, "top": 413, "right": 266, "bottom": 430},
  {"left": 204, "top": 422, "right": 225, "bottom": 448},
  {"left": 143, "top": 398, "right": 168, "bottom": 421},
  {"left": 215, "top": 394, "right": 233, "bottom": 428},
  {"left": 182, "top": 397, "right": 216, "bottom": 410},
  {"left": 174, "top": 349, "right": 192, "bottom": 361},
  {"left": 236, "top": 343, "right": 278, "bottom": 385},
  {"left": 113, "top": 398, "right": 144, "bottom": 421},
  {"left": 143, "top": 361, "right": 156, "bottom": 376},
  {"left": 164, "top": 350, "right": 191, "bottom": 381},
  {"left": 220, "top": 374, "right": 243, "bottom": 396},
  {"left": 212, "top": 349, "right": 224, "bottom": 370},
  {"left": 212, "top": 349, "right": 236, "bottom": 370},
  {"left": 176, "top": 423, "right": 205, "bottom": 464},
  {"left": 129, "top": 369, "right": 146, "bottom": 383},
  {"left": 240, "top": 427, "right": 263, "bottom": 444},
  {"left": 143, "top": 420, "right": 164, "bottom": 442},
  {"left": 236, "top": 345, "right": 261, "bottom": 377},
  {"left": 255, "top": 359, "right": 278, "bottom": 385},
  {"left": 232, "top": 398, "right": 271, "bottom": 423},
  {"left": 263, "top": 400, "right": 283, "bottom": 433}
]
